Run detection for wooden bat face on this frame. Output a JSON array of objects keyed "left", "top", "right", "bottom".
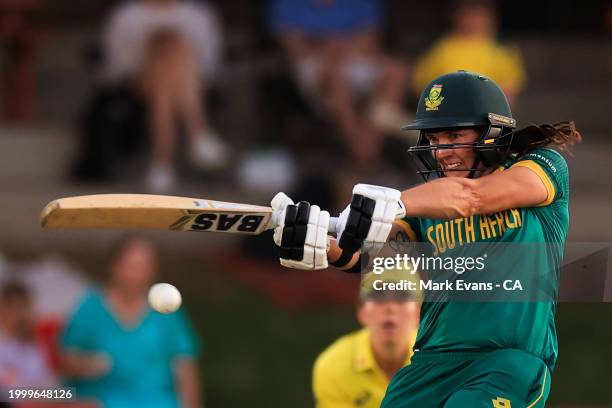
[{"left": 40, "top": 194, "right": 275, "bottom": 235}]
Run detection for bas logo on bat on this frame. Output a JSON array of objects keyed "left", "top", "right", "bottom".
[
  {"left": 40, "top": 194, "right": 340, "bottom": 235},
  {"left": 40, "top": 194, "right": 277, "bottom": 235},
  {"left": 175, "top": 213, "right": 266, "bottom": 233}
]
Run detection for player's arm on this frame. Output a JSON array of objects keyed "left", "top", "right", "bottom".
[
  {"left": 61, "top": 352, "right": 111, "bottom": 379},
  {"left": 327, "top": 238, "right": 359, "bottom": 271},
  {"left": 328, "top": 170, "right": 547, "bottom": 267},
  {"left": 401, "top": 166, "right": 549, "bottom": 219},
  {"left": 174, "top": 357, "right": 203, "bottom": 408}
]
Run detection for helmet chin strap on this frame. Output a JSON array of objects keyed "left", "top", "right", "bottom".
[
  {"left": 467, "top": 157, "right": 481, "bottom": 179},
  {"left": 467, "top": 126, "right": 490, "bottom": 178}
]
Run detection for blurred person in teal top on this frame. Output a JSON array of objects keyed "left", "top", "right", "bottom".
[{"left": 61, "top": 236, "right": 202, "bottom": 408}]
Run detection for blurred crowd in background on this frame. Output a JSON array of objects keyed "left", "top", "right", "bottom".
[
  {"left": 0, "top": 0, "right": 611, "bottom": 407},
  {"left": 0, "top": 237, "right": 202, "bottom": 407}
]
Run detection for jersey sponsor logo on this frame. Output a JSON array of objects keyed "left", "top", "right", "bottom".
[
  {"left": 426, "top": 209, "right": 522, "bottom": 255},
  {"left": 425, "top": 84, "right": 445, "bottom": 111},
  {"left": 492, "top": 397, "right": 512, "bottom": 407},
  {"left": 524, "top": 153, "right": 557, "bottom": 173},
  {"left": 171, "top": 212, "right": 266, "bottom": 233}
]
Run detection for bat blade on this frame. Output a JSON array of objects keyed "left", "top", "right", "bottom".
[{"left": 40, "top": 194, "right": 275, "bottom": 235}]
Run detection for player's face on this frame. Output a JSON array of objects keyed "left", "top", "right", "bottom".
[
  {"left": 1, "top": 297, "right": 32, "bottom": 333},
  {"left": 358, "top": 300, "right": 419, "bottom": 345},
  {"left": 453, "top": 5, "right": 496, "bottom": 36},
  {"left": 423, "top": 129, "right": 482, "bottom": 178},
  {"left": 111, "top": 239, "right": 158, "bottom": 294}
]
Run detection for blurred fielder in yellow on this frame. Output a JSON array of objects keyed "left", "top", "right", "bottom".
[
  {"left": 312, "top": 269, "right": 421, "bottom": 408},
  {"left": 413, "top": 0, "right": 525, "bottom": 106}
]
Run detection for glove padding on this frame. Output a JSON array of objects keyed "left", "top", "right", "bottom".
[
  {"left": 271, "top": 192, "right": 330, "bottom": 270},
  {"left": 336, "top": 184, "right": 406, "bottom": 256}
]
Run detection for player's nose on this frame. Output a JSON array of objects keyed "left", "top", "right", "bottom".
[
  {"left": 436, "top": 147, "right": 454, "bottom": 161},
  {"left": 382, "top": 301, "right": 400, "bottom": 313}
]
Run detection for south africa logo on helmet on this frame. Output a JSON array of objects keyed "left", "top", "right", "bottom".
[
  {"left": 402, "top": 70, "right": 514, "bottom": 131},
  {"left": 425, "top": 84, "right": 444, "bottom": 111}
]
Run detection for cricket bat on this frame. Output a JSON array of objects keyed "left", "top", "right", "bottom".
[{"left": 40, "top": 194, "right": 339, "bottom": 235}]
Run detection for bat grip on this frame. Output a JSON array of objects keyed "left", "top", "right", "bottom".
[{"left": 269, "top": 211, "right": 338, "bottom": 234}]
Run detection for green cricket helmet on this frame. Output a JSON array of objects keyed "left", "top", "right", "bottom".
[{"left": 403, "top": 70, "right": 517, "bottom": 180}]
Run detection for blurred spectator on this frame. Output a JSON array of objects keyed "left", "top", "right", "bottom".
[
  {"left": 0, "top": 0, "right": 49, "bottom": 123},
  {"left": 269, "top": 0, "right": 410, "bottom": 167},
  {"left": 61, "top": 237, "right": 202, "bottom": 408},
  {"left": 102, "top": 0, "right": 227, "bottom": 191},
  {"left": 0, "top": 281, "right": 54, "bottom": 387},
  {"left": 413, "top": 0, "right": 525, "bottom": 107},
  {"left": 312, "top": 270, "right": 420, "bottom": 408}
]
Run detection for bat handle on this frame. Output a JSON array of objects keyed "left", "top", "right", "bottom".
[
  {"left": 328, "top": 217, "right": 338, "bottom": 234},
  {"left": 269, "top": 211, "right": 339, "bottom": 235}
]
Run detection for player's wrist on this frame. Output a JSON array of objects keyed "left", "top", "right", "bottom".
[
  {"left": 327, "top": 238, "right": 361, "bottom": 270},
  {"left": 327, "top": 239, "right": 341, "bottom": 259},
  {"left": 329, "top": 250, "right": 356, "bottom": 268}
]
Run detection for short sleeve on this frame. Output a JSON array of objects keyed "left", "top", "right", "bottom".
[
  {"left": 395, "top": 217, "right": 422, "bottom": 242},
  {"left": 61, "top": 291, "right": 99, "bottom": 352},
  {"left": 511, "top": 148, "right": 569, "bottom": 207},
  {"left": 166, "top": 310, "right": 200, "bottom": 359}
]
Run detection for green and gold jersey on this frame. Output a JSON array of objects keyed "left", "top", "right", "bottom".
[{"left": 398, "top": 148, "right": 569, "bottom": 371}]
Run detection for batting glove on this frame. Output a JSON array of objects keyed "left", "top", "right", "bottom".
[
  {"left": 335, "top": 184, "right": 406, "bottom": 259},
  {"left": 271, "top": 192, "right": 331, "bottom": 270}
]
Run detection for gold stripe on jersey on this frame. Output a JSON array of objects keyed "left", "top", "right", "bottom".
[
  {"left": 395, "top": 220, "right": 418, "bottom": 242},
  {"left": 526, "top": 369, "right": 548, "bottom": 408},
  {"left": 511, "top": 160, "right": 556, "bottom": 207}
]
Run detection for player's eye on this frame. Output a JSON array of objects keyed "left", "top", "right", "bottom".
[{"left": 425, "top": 134, "right": 438, "bottom": 144}]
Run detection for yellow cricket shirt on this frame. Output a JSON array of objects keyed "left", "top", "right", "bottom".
[
  {"left": 312, "top": 328, "right": 417, "bottom": 408},
  {"left": 413, "top": 34, "right": 526, "bottom": 96}
]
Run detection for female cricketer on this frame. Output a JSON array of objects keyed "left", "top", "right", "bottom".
[{"left": 271, "top": 70, "right": 581, "bottom": 407}]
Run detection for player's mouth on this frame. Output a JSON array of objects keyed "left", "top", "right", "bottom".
[
  {"left": 381, "top": 320, "right": 398, "bottom": 332},
  {"left": 441, "top": 161, "right": 464, "bottom": 171}
]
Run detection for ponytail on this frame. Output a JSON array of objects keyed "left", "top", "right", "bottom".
[{"left": 511, "top": 121, "right": 582, "bottom": 155}]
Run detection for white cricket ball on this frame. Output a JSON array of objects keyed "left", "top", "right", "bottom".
[{"left": 148, "top": 283, "right": 182, "bottom": 314}]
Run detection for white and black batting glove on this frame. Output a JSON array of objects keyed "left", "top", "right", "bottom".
[
  {"left": 334, "top": 184, "right": 406, "bottom": 267},
  {"left": 271, "top": 192, "right": 331, "bottom": 270}
]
